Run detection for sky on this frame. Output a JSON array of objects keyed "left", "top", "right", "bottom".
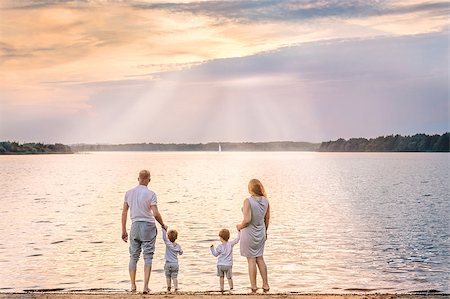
[{"left": 0, "top": 0, "right": 449, "bottom": 144}]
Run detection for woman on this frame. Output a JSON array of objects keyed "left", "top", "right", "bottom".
[{"left": 237, "top": 178, "right": 270, "bottom": 293}]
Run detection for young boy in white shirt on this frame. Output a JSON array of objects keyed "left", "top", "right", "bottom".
[
  {"left": 162, "top": 226, "right": 183, "bottom": 292},
  {"left": 210, "top": 228, "right": 240, "bottom": 292}
]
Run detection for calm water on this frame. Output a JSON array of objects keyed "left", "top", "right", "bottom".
[{"left": 0, "top": 152, "right": 449, "bottom": 293}]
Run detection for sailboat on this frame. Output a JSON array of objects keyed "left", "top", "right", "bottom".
[{"left": 218, "top": 143, "right": 222, "bottom": 152}]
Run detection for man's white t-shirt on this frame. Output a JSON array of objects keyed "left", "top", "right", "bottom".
[{"left": 124, "top": 185, "right": 157, "bottom": 224}]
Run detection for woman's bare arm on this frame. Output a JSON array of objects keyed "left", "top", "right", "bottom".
[
  {"left": 237, "top": 198, "right": 251, "bottom": 231},
  {"left": 264, "top": 202, "right": 270, "bottom": 231}
]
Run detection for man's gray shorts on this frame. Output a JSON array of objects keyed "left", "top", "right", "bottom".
[
  {"left": 129, "top": 221, "right": 157, "bottom": 270},
  {"left": 217, "top": 265, "right": 232, "bottom": 279},
  {"left": 164, "top": 262, "right": 179, "bottom": 278}
]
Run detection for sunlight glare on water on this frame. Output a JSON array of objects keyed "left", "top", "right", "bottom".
[{"left": 0, "top": 152, "right": 448, "bottom": 293}]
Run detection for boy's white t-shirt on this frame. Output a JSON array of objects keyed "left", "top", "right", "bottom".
[
  {"left": 162, "top": 228, "right": 183, "bottom": 263},
  {"left": 210, "top": 233, "right": 240, "bottom": 266},
  {"left": 124, "top": 185, "right": 157, "bottom": 223}
]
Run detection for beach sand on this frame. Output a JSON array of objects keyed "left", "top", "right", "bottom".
[{"left": 0, "top": 293, "right": 447, "bottom": 299}]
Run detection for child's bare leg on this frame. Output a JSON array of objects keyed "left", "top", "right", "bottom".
[
  {"left": 219, "top": 276, "right": 225, "bottom": 291},
  {"left": 173, "top": 277, "right": 178, "bottom": 291},
  {"left": 228, "top": 278, "right": 234, "bottom": 290},
  {"left": 166, "top": 277, "right": 171, "bottom": 291}
]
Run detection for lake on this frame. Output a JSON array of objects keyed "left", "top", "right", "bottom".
[{"left": 0, "top": 152, "right": 448, "bottom": 293}]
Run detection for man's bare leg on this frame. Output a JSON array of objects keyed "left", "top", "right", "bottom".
[
  {"left": 143, "top": 265, "right": 151, "bottom": 293},
  {"left": 129, "top": 269, "right": 137, "bottom": 292}
]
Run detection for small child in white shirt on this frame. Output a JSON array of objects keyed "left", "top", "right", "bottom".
[
  {"left": 210, "top": 228, "right": 240, "bottom": 292},
  {"left": 162, "top": 226, "right": 183, "bottom": 292}
]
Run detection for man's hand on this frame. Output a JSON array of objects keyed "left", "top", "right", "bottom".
[
  {"left": 122, "top": 202, "right": 129, "bottom": 243},
  {"left": 122, "top": 231, "right": 128, "bottom": 242}
]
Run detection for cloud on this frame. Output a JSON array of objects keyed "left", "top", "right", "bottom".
[
  {"left": 1, "top": 0, "right": 447, "bottom": 89},
  {"left": 0, "top": 1, "right": 448, "bottom": 143},
  {"left": 1, "top": 31, "right": 447, "bottom": 143},
  {"left": 0, "top": 0, "right": 89, "bottom": 10},
  {"left": 154, "top": 31, "right": 448, "bottom": 83},
  {"left": 131, "top": 0, "right": 449, "bottom": 22}
]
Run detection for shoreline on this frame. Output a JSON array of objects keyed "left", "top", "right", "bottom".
[
  {"left": 0, "top": 152, "right": 73, "bottom": 155},
  {"left": 0, "top": 292, "right": 448, "bottom": 299}
]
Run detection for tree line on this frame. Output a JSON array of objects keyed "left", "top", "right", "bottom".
[
  {"left": 318, "top": 133, "right": 449, "bottom": 152},
  {"left": 71, "top": 141, "right": 320, "bottom": 152},
  {"left": 0, "top": 142, "right": 72, "bottom": 154},
  {"left": 2, "top": 133, "right": 448, "bottom": 154}
]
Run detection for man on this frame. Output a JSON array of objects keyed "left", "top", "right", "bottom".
[{"left": 122, "top": 169, "right": 167, "bottom": 294}]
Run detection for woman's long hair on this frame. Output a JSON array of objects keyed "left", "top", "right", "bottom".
[{"left": 248, "top": 179, "right": 267, "bottom": 198}]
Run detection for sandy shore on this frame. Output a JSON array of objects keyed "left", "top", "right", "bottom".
[{"left": 0, "top": 293, "right": 447, "bottom": 299}]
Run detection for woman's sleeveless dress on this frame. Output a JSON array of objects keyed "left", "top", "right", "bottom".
[{"left": 240, "top": 196, "right": 269, "bottom": 257}]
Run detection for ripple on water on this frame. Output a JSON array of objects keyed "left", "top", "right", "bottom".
[
  {"left": 2, "top": 152, "right": 449, "bottom": 293},
  {"left": 344, "top": 288, "right": 380, "bottom": 292},
  {"left": 24, "top": 288, "right": 66, "bottom": 292},
  {"left": 201, "top": 239, "right": 216, "bottom": 242},
  {"left": 51, "top": 240, "right": 66, "bottom": 244},
  {"left": 414, "top": 290, "right": 443, "bottom": 294},
  {"left": 59, "top": 282, "right": 78, "bottom": 286},
  {"left": 33, "top": 198, "right": 47, "bottom": 201},
  {"left": 70, "top": 288, "right": 122, "bottom": 292}
]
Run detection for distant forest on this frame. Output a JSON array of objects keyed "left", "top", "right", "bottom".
[
  {"left": 318, "top": 133, "right": 449, "bottom": 152},
  {"left": 0, "top": 142, "right": 72, "bottom": 154},
  {"left": 2, "top": 133, "right": 449, "bottom": 154},
  {"left": 71, "top": 141, "right": 320, "bottom": 152}
]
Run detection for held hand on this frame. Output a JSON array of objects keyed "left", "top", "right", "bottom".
[
  {"left": 236, "top": 224, "right": 241, "bottom": 231},
  {"left": 122, "top": 231, "right": 128, "bottom": 242},
  {"left": 162, "top": 224, "right": 168, "bottom": 230},
  {"left": 210, "top": 245, "right": 214, "bottom": 248}
]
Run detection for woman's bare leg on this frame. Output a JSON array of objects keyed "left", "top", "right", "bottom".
[
  {"left": 247, "top": 257, "right": 257, "bottom": 291},
  {"left": 256, "top": 256, "right": 269, "bottom": 291}
]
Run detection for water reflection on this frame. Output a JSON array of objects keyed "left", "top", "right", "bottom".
[{"left": 0, "top": 152, "right": 448, "bottom": 293}]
